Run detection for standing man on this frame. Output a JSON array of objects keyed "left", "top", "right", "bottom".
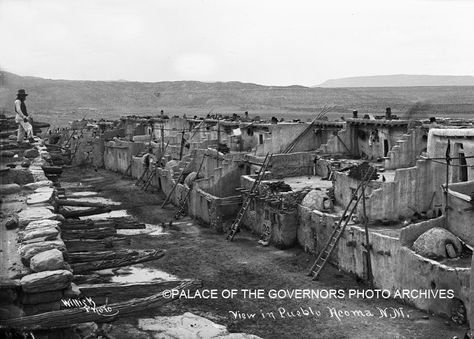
[{"left": 14, "top": 89, "right": 35, "bottom": 144}]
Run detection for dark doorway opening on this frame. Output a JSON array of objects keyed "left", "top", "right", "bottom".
[
  {"left": 459, "top": 153, "right": 468, "bottom": 181},
  {"left": 384, "top": 140, "right": 389, "bottom": 157}
]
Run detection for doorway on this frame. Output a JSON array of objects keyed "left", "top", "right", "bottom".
[
  {"left": 383, "top": 140, "right": 389, "bottom": 157},
  {"left": 459, "top": 152, "right": 468, "bottom": 181}
]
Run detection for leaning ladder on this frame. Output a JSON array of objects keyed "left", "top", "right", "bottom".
[
  {"left": 142, "top": 141, "right": 170, "bottom": 192},
  {"left": 135, "top": 166, "right": 150, "bottom": 187},
  {"left": 174, "top": 155, "right": 206, "bottom": 219},
  {"left": 141, "top": 164, "right": 158, "bottom": 191},
  {"left": 307, "top": 166, "right": 375, "bottom": 280},
  {"left": 226, "top": 153, "right": 273, "bottom": 241},
  {"left": 161, "top": 158, "right": 193, "bottom": 207}
]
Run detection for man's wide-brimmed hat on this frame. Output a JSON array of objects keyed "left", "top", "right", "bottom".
[{"left": 17, "top": 89, "right": 28, "bottom": 96}]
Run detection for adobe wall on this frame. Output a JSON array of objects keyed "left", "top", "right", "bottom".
[
  {"left": 384, "top": 127, "right": 428, "bottom": 170},
  {"left": 195, "top": 152, "right": 245, "bottom": 198},
  {"left": 361, "top": 159, "right": 445, "bottom": 221},
  {"left": 428, "top": 129, "right": 474, "bottom": 182},
  {"left": 353, "top": 125, "right": 407, "bottom": 160},
  {"left": 244, "top": 152, "right": 313, "bottom": 179},
  {"left": 238, "top": 175, "right": 299, "bottom": 248},
  {"left": 104, "top": 141, "right": 145, "bottom": 173},
  {"left": 297, "top": 208, "right": 469, "bottom": 319},
  {"left": 446, "top": 181, "right": 474, "bottom": 246},
  {"left": 316, "top": 124, "right": 351, "bottom": 155}
]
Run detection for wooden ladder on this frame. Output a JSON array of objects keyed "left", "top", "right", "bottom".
[
  {"left": 141, "top": 164, "right": 158, "bottom": 191},
  {"left": 174, "top": 155, "right": 206, "bottom": 219},
  {"left": 142, "top": 142, "right": 170, "bottom": 192},
  {"left": 135, "top": 166, "right": 150, "bottom": 187},
  {"left": 161, "top": 157, "right": 193, "bottom": 207},
  {"left": 226, "top": 153, "right": 273, "bottom": 241},
  {"left": 307, "top": 166, "right": 375, "bottom": 280}
]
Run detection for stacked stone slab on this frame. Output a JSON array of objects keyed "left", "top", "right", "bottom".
[
  {"left": 1, "top": 143, "right": 78, "bottom": 319},
  {"left": 17, "top": 189, "right": 76, "bottom": 315}
]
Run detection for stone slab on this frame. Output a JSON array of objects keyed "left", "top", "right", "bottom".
[
  {"left": 26, "top": 191, "right": 53, "bottom": 205},
  {"left": 0, "top": 184, "right": 21, "bottom": 195},
  {"left": 23, "top": 180, "right": 52, "bottom": 190},
  {"left": 19, "top": 239, "right": 66, "bottom": 265},
  {"left": 30, "top": 249, "right": 65, "bottom": 272},
  {"left": 138, "top": 312, "right": 261, "bottom": 339},
  {"left": 20, "top": 269, "right": 73, "bottom": 293},
  {"left": 20, "top": 226, "right": 59, "bottom": 242},
  {"left": 18, "top": 207, "right": 58, "bottom": 227},
  {"left": 25, "top": 219, "right": 61, "bottom": 231},
  {"left": 24, "top": 148, "right": 39, "bottom": 159}
]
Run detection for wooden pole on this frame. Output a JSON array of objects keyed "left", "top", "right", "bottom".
[
  {"left": 179, "top": 129, "right": 185, "bottom": 161},
  {"left": 0, "top": 280, "right": 201, "bottom": 330},
  {"left": 161, "top": 122, "right": 165, "bottom": 152},
  {"left": 362, "top": 186, "right": 373, "bottom": 288},
  {"left": 445, "top": 139, "right": 451, "bottom": 227},
  {"left": 217, "top": 118, "right": 221, "bottom": 147}
]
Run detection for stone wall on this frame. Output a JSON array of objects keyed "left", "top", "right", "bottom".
[{"left": 1, "top": 145, "right": 75, "bottom": 320}]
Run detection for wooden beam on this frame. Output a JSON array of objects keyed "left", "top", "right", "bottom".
[
  {"left": 56, "top": 199, "right": 109, "bottom": 208},
  {"left": 65, "top": 237, "right": 131, "bottom": 252},
  {"left": 61, "top": 227, "right": 117, "bottom": 240},
  {"left": 0, "top": 280, "right": 201, "bottom": 330},
  {"left": 68, "top": 249, "right": 159, "bottom": 264},
  {"left": 58, "top": 206, "right": 112, "bottom": 218},
  {"left": 78, "top": 279, "right": 191, "bottom": 299},
  {"left": 70, "top": 249, "right": 165, "bottom": 273}
]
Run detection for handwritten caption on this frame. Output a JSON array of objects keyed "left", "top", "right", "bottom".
[
  {"left": 161, "top": 288, "right": 454, "bottom": 300},
  {"left": 229, "top": 306, "right": 408, "bottom": 322},
  {"left": 61, "top": 297, "right": 119, "bottom": 317}
]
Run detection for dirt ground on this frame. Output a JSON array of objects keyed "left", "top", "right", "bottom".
[{"left": 61, "top": 166, "right": 468, "bottom": 339}]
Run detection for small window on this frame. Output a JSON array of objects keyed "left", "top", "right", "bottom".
[{"left": 259, "top": 134, "right": 264, "bottom": 144}]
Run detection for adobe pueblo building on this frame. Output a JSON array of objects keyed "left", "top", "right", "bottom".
[
  {"left": 69, "top": 110, "right": 474, "bottom": 317},
  {"left": 2, "top": 108, "right": 474, "bottom": 336}
]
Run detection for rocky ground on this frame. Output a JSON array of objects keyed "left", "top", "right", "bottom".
[{"left": 59, "top": 166, "right": 468, "bottom": 339}]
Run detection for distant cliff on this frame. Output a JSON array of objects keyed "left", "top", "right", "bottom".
[
  {"left": 319, "top": 74, "right": 474, "bottom": 88},
  {"left": 2, "top": 71, "right": 474, "bottom": 126}
]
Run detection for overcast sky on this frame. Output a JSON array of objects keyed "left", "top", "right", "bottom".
[{"left": 1, "top": 0, "right": 474, "bottom": 86}]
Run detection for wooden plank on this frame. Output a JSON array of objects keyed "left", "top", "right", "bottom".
[
  {"left": 56, "top": 199, "right": 109, "bottom": 208},
  {"left": 58, "top": 206, "right": 112, "bottom": 218},
  {"left": 78, "top": 279, "right": 190, "bottom": 298},
  {"left": 65, "top": 237, "right": 131, "bottom": 252},
  {"left": 61, "top": 221, "right": 115, "bottom": 230},
  {"left": 70, "top": 249, "right": 165, "bottom": 273},
  {"left": 0, "top": 280, "right": 201, "bottom": 330},
  {"left": 63, "top": 219, "right": 146, "bottom": 230},
  {"left": 61, "top": 226, "right": 116, "bottom": 240},
  {"left": 68, "top": 249, "right": 159, "bottom": 264}
]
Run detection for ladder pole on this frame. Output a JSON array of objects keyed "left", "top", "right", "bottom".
[
  {"left": 362, "top": 185, "right": 373, "bottom": 288},
  {"left": 312, "top": 190, "right": 364, "bottom": 279},
  {"left": 227, "top": 153, "right": 272, "bottom": 241},
  {"left": 308, "top": 166, "right": 375, "bottom": 277},
  {"left": 175, "top": 154, "right": 206, "bottom": 218},
  {"left": 161, "top": 172, "right": 182, "bottom": 207},
  {"left": 162, "top": 156, "right": 193, "bottom": 207}
]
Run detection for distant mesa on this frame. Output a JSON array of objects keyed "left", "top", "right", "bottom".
[{"left": 318, "top": 74, "right": 474, "bottom": 88}]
